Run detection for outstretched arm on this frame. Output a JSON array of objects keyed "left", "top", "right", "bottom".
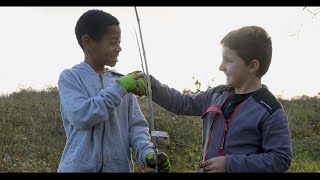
[{"left": 119, "top": 71, "right": 206, "bottom": 116}]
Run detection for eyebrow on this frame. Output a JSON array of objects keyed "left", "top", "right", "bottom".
[{"left": 111, "top": 35, "right": 120, "bottom": 39}]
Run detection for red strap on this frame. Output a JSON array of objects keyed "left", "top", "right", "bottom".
[
  {"left": 218, "top": 103, "right": 242, "bottom": 156},
  {"left": 204, "top": 114, "right": 219, "bottom": 161},
  {"left": 202, "top": 94, "right": 231, "bottom": 161},
  {"left": 201, "top": 104, "right": 221, "bottom": 118}
]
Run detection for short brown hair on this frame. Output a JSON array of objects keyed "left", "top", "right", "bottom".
[{"left": 220, "top": 26, "right": 272, "bottom": 77}]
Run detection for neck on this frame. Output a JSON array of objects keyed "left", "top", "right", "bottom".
[
  {"left": 84, "top": 54, "right": 105, "bottom": 72},
  {"left": 234, "top": 77, "right": 262, "bottom": 94}
]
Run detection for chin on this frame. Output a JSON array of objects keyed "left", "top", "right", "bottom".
[
  {"left": 107, "top": 62, "right": 117, "bottom": 67},
  {"left": 226, "top": 80, "right": 231, "bottom": 86},
  {"left": 226, "top": 82, "right": 235, "bottom": 87}
]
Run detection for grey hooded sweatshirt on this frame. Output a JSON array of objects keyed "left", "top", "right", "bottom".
[{"left": 57, "top": 62, "right": 153, "bottom": 172}]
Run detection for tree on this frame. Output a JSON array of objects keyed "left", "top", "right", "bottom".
[
  {"left": 183, "top": 76, "right": 215, "bottom": 94},
  {"left": 303, "top": 7, "right": 320, "bottom": 17},
  {"left": 290, "top": 7, "right": 320, "bottom": 38}
]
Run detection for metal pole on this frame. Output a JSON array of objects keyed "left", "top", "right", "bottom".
[{"left": 134, "top": 6, "right": 159, "bottom": 173}]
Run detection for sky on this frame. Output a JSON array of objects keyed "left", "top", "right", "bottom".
[{"left": 0, "top": 7, "right": 320, "bottom": 99}]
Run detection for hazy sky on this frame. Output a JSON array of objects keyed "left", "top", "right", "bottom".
[{"left": 0, "top": 7, "right": 319, "bottom": 99}]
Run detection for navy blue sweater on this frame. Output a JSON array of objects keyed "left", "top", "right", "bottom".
[{"left": 150, "top": 76, "right": 292, "bottom": 172}]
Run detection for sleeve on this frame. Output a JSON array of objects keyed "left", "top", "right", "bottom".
[
  {"left": 225, "top": 108, "right": 292, "bottom": 172},
  {"left": 150, "top": 75, "right": 205, "bottom": 116},
  {"left": 128, "top": 95, "right": 154, "bottom": 166},
  {"left": 58, "top": 70, "right": 128, "bottom": 129}
]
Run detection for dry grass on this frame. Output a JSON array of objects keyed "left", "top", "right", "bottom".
[{"left": 0, "top": 87, "right": 319, "bottom": 172}]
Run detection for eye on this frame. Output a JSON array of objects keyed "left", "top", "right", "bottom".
[
  {"left": 110, "top": 40, "right": 120, "bottom": 45},
  {"left": 225, "top": 58, "right": 232, "bottom": 62},
  {"left": 222, "top": 58, "right": 229, "bottom": 63}
]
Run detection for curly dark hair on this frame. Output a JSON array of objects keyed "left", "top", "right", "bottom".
[
  {"left": 75, "top": 9, "right": 120, "bottom": 51},
  {"left": 221, "top": 26, "right": 272, "bottom": 77}
]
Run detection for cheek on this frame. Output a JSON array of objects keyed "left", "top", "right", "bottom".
[
  {"left": 102, "top": 48, "right": 112, "bottom": 56},
  {"left": 229, "top": 64, "right": 246, "bottom": 75},
  {"left": 228, "top": 69, "right": 245, "bottom": 84},
  {"left": 231, "top": 69, "right": 242, "bottom": 76},
  {"left": 227, "top": 65, "right": 238, "bottom": 75}
]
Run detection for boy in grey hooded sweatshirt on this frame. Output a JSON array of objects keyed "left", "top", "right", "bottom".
[{"left": 57, "top": 9, "right": 170, "bottom": 173}]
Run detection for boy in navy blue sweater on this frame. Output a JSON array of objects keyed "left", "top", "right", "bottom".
[{"left": 120, "top": 26, "right": 292, "bottom": 172}]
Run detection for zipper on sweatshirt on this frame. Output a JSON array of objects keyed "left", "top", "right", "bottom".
[
  {"left": 99, "top": 74, "right": 104, "bottom": 172},
  {"left": 99, "top": 74, "right": 104, "bottom": 89}
]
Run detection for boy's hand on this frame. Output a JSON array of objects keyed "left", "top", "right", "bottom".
[
  {"left": 134, "top": 71, "right": 145, "bottom": 79},
  {"left": 199, "top": 156, "right": 226, "bottom": 173},
  {"left": 116, "top": 71, "right": 146, "bottom": 96},
  {"left": 134, "top": 72, "right": 147, "bottom": 96},
  {"left": 146, "top": 151, "right": 171, "bottom": 173}
]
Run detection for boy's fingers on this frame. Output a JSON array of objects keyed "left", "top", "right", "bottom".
[
  {"left": 134, "top": 72, "right": 145, "bottom": 79},
  {"left": 199, "top": 161, "right": 208, "bottom": 168}
]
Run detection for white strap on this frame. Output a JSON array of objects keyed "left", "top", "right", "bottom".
[{"left": 151, "top": 131, "right": 169, "bottom": 138}]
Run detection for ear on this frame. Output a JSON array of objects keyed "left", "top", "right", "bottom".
[
  {"left": 82, "top": 35, "right": 94, "bottom": 51},
  {"left": 249, "top": 59, "right": 260, "bottom": 75}
]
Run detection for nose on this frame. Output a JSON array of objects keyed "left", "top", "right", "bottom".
[
  {"left": 117, "top": 44, "right": 122, "bottom": 53},
  {"left": 219, "top": 62, "right": 225, "bottom": 72}
]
